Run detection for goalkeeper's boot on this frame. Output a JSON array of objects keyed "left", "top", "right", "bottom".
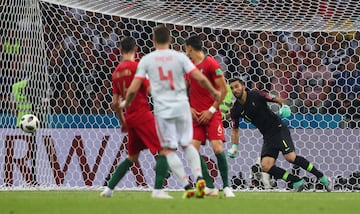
[
  {"left": 151, "top": 190, "right": 173, "bottom": 199},
  {"left": 319, "top": 175, "right": 332, "bottom": 192},
  {"left": 293, "top": 179, "right": 305, "bottom": 192},
  {"left": 227, "top": 148, "right": 237, "bottom": 158},
  {"left": 204, "top": 187, "right": 219, "bottom": 197},
  {"left": 223, "top": 186, "right": 235, "bottom": 198},
  {"left": 195, "top": 179, "right": 206, "bottom": 198},
  {"left": 100, "top": 187, "right": 113, "bottom": 198}
]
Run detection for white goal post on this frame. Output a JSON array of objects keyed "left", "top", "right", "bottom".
[{"left": 0, "top": 0, "right": 359, "bottom": 191}]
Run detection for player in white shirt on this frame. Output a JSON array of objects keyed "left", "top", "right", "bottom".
[{"left": 121, "top": 25, "right": 221, "bottom": 198}]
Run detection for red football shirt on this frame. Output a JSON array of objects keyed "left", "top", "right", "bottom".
[
  {"left": 187, "top": 56, "right": 223, "bottom": 111},
  {"left": 112, "top": 60, "right": 151, "bottom": 125}
]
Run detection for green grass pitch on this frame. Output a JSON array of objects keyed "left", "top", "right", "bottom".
[{"left": 1, "top": 191, "right": 359, "bottom": 214}]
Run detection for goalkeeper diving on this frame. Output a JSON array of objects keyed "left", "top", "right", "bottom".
[{"left": 226, "top": 77, "right": 331, "bottom": 192}]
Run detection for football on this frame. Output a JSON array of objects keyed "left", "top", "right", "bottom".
[{"left": 20, "top": 114, "right": 39, "bottom": 133}]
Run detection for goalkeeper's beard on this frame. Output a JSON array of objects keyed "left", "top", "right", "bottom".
[{"left": 233, "top": 90, "right": 244, "bottom": 100}]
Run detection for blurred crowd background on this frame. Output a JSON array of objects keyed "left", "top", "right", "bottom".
[{"left": 1, "top": 3, "right": 359, "bottom": 128}]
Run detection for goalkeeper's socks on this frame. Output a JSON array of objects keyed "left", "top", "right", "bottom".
[
  {"left": 154, "top": 155, "right": 169, "bottom": 189},
  {"left": 108, "top": 158, "right": 132, "bottom": 189},
  {"left": 215, "top": 152, "right": 229, "bottom": 187},
  {"left": 200, "top": 156, "right": 215, "bottom": 188},
  {"left": 293, "top": 156, "right": 324, "bottom": 178},
  {"left": 268, "top": 165, "right": 301, "bottom": 183}
]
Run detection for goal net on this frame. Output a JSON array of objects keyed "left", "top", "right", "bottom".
[{"left": 1, "top": 0, "right": 359, "bottom": 191}]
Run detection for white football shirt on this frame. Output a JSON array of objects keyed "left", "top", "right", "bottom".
[{"left": 135, "top": 49, "right": 196, "bottom": 118}]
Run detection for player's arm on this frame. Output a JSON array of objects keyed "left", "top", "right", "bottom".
[
  {"left": 121, "top": 59, "right": 147, "bottom": 108},
  {"left": 271, "top": 94, "right": 286, "bottom": 106},
  {"left": 229, "top": 127, "right": 240, "bottom": 157},
  {"left": 189, "top": 69, "right": 221, "bottom": 103},
  {"left": 206, "top": 60, "right": 227, "bottom": 112},
  {"left": 258, "top": 91, "right": 291, "bottom": 118},
  {"left": 202, "top": 59, "right": 227, "bottom": 122},
  {"left": 210, "top": 75, "right": 227, "bottom": 110},
  {"left": 228, "top": 108, "right": 240, "bottom": 158},
  {"left": 184, "top": 73, "right": 190, "bottom": 91},
  {"left": 198, "top": 75, "right": 227, "bottom": 124},
  {"left": 111, "top": 93, "right": 127, "bottom": 132},
  {"left": 270, "top": 94, "right": 291, "bottom": 118},
  {"left": 182, "top": 53, "right": 220, "bottom": 101},
  {"left": 120, "top": 77, "right": 143, "bottom": 108}
]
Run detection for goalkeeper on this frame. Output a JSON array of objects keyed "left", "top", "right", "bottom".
[{"left": 227, "top": 77, "right": 331, "bottom": 192}]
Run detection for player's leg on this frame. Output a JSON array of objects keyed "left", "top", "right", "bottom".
[
  {"left": 210, "top": 140, "right": 228, "bottom": 186},
  {"left": 178, "top": 112, "right": 205, "bottom": 198},
  {"left": 100, "top": 154, "right": 139, "bottom": 197},
  {"left": 193, "top": 139, "right": 218, "bottom": 196},
  {"left": 155, "top": 116, "right": 193, "bottom": 197},
  {"left": 137, "top": 119, "right": 172, "bottom": 198},
  {"left": 192, "top": 124, "right": 217, "bottom": 195},
  {"left": 181, "top": 144, "right": 205, "bottom": 198},
  {"left": 100, "top": 151, "right": 138, "bottom": 197},
  {"left": 261, "top": 156, "right": 305, "bottom": 192},
  {"left": 153, "top": 151, "right": 170, "bottom": 196},
  {"left": 261, "top": 137, "right": 305, "bottom": 192},
  {"left": 207, "top": 115, "right": 234, "bottom": 197},
  {"left": 210, "top": 139, "right": 234, "bottom": 197},
  {"left": 284, "top": 152, "right": 331, "bottom": 191},
  {"left": 280, "top": 126, "right": 331, "bottom": 192},
  {"left": 151, "top": 150, "right": 173, "bottom": 199},
  {"left": 100, "top": 129, "right": 140, "bottom": 197}
]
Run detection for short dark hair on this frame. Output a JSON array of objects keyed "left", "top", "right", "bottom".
[
  {"left": 154, "top": 25, "right": 170, "bottom": 44},
  {"left": 185, "top": 34, "right": 203, "bottom": 51},
  {"left": 228, "top": 77, "right": 246, "bottom": 85},
  {"left": 120, "top": 37, "right": 136, "bottom": 53}
]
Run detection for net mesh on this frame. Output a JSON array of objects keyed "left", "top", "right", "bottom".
[
  {"left": 0, "top": 0, "right": 359, "bottom": 191},
  {"left": 43, "top": 0, "right": 360, "bottom": 32}
]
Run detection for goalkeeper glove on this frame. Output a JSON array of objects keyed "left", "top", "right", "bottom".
[
  {"left": 279, "top": 104, "right": 291, "bottom": 118},
  {"left": 227, "top": 144, "right": 238, "bottom": 158}
]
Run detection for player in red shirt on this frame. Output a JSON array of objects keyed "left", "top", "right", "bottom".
[
  {"left": 100, "top": 37, "right": 171, "bottom": 199},
  {"left": 185, "top": 35, "right": 235, "bottom": 197}
]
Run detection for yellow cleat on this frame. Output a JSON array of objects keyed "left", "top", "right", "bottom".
[
  {"left": 195, "top": 179, "right": 206, "bottom": 198},
  {"left": 182, "top": 189, "right": 195, "bottom": 199}
]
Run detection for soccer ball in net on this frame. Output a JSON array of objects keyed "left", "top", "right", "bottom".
[{"left": 20, "top": 114, "right": 39, "bottom": 133}]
